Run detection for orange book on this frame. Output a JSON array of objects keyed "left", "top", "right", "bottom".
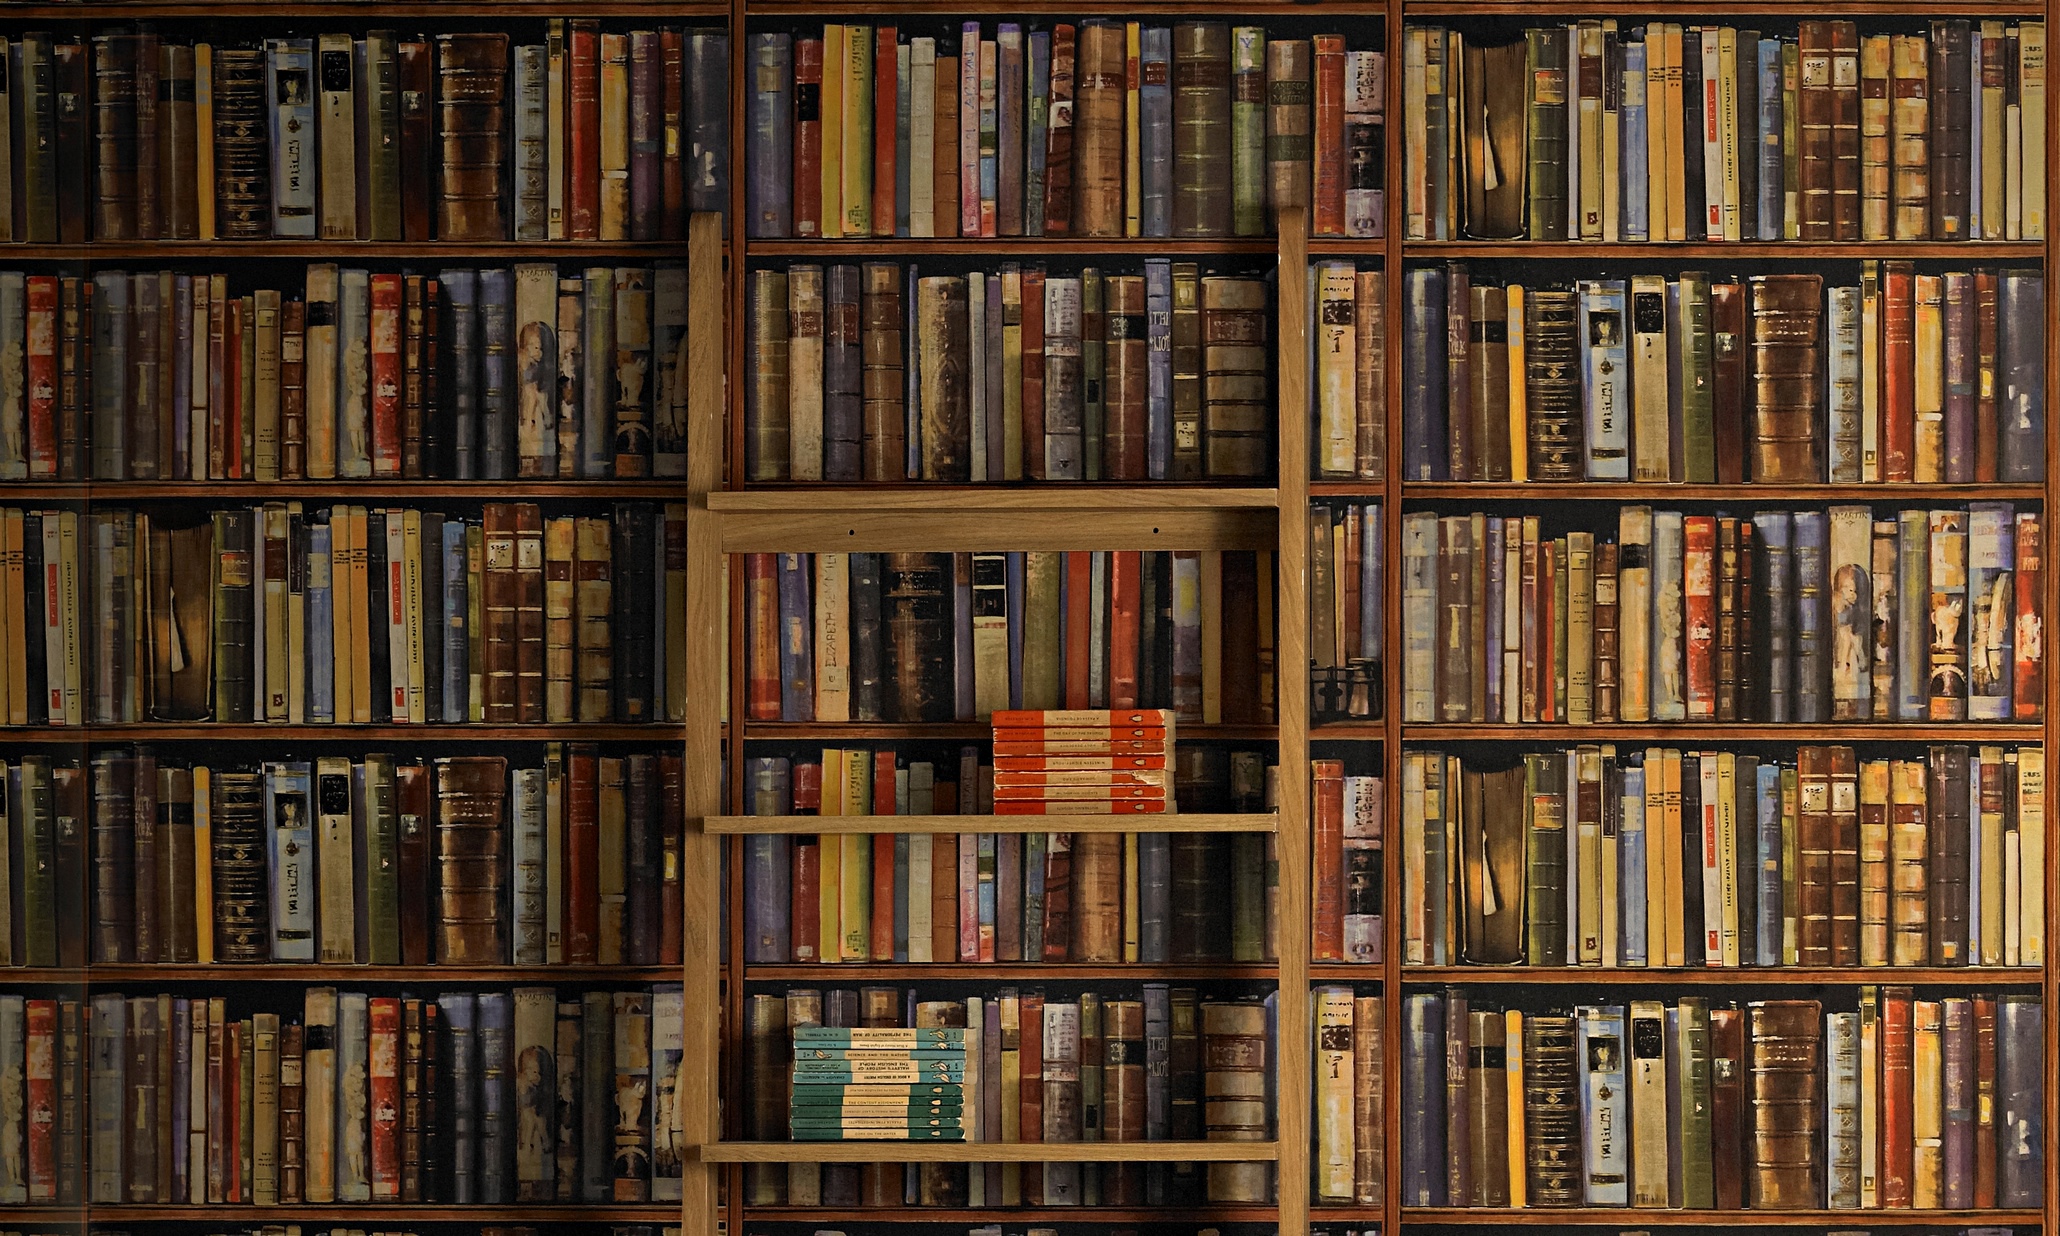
[
  {"left": 871, "top": 831, "right": 896, "bottom": 960},
  {"left": 992, "top": 783, "right": 1165, "bottom": 800},
  {"left": 1022, "top": 269, "right": 1047, "bottom": 480},
  {"left": 991, "top": 725, "right": 1168, "bottom": 741},
  {"left": 745, "top": 554, "right": 780, "bottom": 720},
  {"left": 1312, "top": 759, "right": 1345, "bottom": 959},
  {"left": 1311, "top": 34, "right": 1347, "bottom": 235},
  {"left": 873, "top": 27, "right": 898, "bottom": 236},
  {"left": 993, "top": 799, "right": 1167, "bottom": 814},
  {"left": 994, "top": 754, "right": 1169, "bottom": 771},
  {"left": 1063, "top": 552, "right": 1092, "bottom": 708},
  {"left": 990, "top": 708, "right": 1172, "bottom": 727},
  {"left": 1108, "top": 552, "right": 1142, "bottom": 708},
  {"left": 993, "top": 738, "right": 1168, "bottom": 756}
]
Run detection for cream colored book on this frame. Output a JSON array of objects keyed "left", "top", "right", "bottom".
[
  {"left": 1313, "top": 987, "right": 1355, "bottom": 1201},
  {"left": 547, "top": 21, "right": 567, "bottom": 240},
  {"left": 2019, "top": 748, "right": 2044, "bottom": 965},
  {"left": 1912, "top": 274, "right": 1944, "bottom": 480},
  {"left": 813, "top": 552, "right": 851, "bottom": 721},
  {"left": 1566, "top": 532, "right": 1594, "bottom": 724},
  {"left": 1716, "top": 751, "right": 1739, "bottom": 967},
  {"left": 1700, "top": 28, "right": 1723, "bottom": 238},
  {"left": 1890, "top": 759, "right": 1929, "bottom": 965},
  {"left": 385, "top": 511, "right": 408, "bottom": 721},
  {"left": 908, "top": 833, "right": 934, "bottom": 962},
  {"left": 787, "top": 266, "right": 826, "bottom": 480},
  {"left": 304, "top": 266, "right": 339, "bottom": 478},
  {"left": 2022, "top": 22, "right": 2046, "bottom": 239},
  {"left": 1859, "top": 760, "right": 1891, "bottom": 965},
  {"left": 1616, "top": 507, "right": 1653, "bottom": 720},
  {"left": 1628, "top": 998, "right": 1668, "bottom": 1205},
  {"left": 1911, "top": 999, "right": 1943, "bottom": 1206},
  {"left": 316, "top": 34, "right": 357, "bottom": 239},
  {"left": 327, "top": 506, "right": 355, "bottom": 725},
  {"left": 315, "top": 755, "right": 356, "bottom": 963},
  {"left": 1861, "top": 35, "right": 1892, "bottom": 240},
  {"left": 1575, "top": 745, "right": 1602, "bottom": 965},
  {"left": 1977, "top": 746, "right": 2005, "bottom": 965},
  {"left": 1717, "top": 27, "right": 1740, "bottom": 240},
  {"left": 598, "top": 33, "right": 630, "bottom": 240},
  {"left": 301, "top": 989, "right": 337, "bottom": 1202},
  {"left": 910, "top": 39, "right": 937, "bottom": 237},
  {"left": 1577, "top": 21, "right": 1603, "bottom": 240},
  {"left": 1401, "top": 753, "right": 1427, "bottom": 964},
  {"left": 1860, "top": 263, "right": 1881, "bottom": 480},
  {"left": 1316, "top": 262, "right": 1358, "bottom": 477},
  {"left": 543, "top": 516, "right": 575, "bottom": 722},
  {"left": 348, "top": 508, "right": 373, "bottom": 723}
]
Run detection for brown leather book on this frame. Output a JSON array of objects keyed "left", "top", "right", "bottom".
[
  {"left": 1354, "top": 270, "right": 1385, "bottom": 478},
  {"left": 91, "top": 33, "right": 138, "bottom": 240},
  {"left": 1796, "top": 746, "right": 1835, "bottom": 966},
  {"left": 1265, "top": 38, "right": 1311, "bottom": 232},
  {"left": 1523, "top": 289, "right": 1581, "bottom": 480},
  {"left": 573, "top": 515, "right": 612, "bottom": 722},
  {"left": 208, "top": 771, "right": 270, "bottom": 962},
  {"left": 1891, "top": 33, "right": 1929, "bottom": 240},
  {"left": 1458, "top": 1007, "right": 1506, "bottom": 1204},
  {"left": 1829, "top": 747, "right": 1861, "bottom": 965},
  {"left": 1460, "top": 39, "right": 1527, "bottom": 239},
  {"left": 1042, "top": 29, "right": 1076, "bottom": 236},
  {"left": 1593, "top": 540, "right": 1619, "bottom": 722},
  {"left": 433, "top": 755, "right": 508, "bottom": 964},
  {"left": 1070, "top": 831, "right": 1123, "bottom": 961},
  {"left": 281, "top": 297, "right": 308, "bottom": 479},
  {"left": 1829, "top": 22, "right": 1861, "bottom": 240},
  {"left": 211, "top": 47, "right": 271, "bottom": 239},
  {"left": 130, "top": 750, "right": 160, "bottom": 962},
  {"left": 480, "top": 503, "right": 520, "bottom": 723},
  {"left": 1880, "top": 985, "right": 1914, "bottom": 1205},
  {"left": 1468, "top": 284, "right": 1511, "bottom": 481},
  {"left": 1072, "top": 22, "right": 1125, "bottom": 237},
  {"left": 1709, "top": 281, "right": 1747, "bottom": 484},
  {"left": 514, "top": 503, "right": 546, "bottom": 722},
  {"left": 397, "top": 40, "right": 435, "bottom": 242},
  {"left": 1103, "top": 273, "right": 1148, "bottom": 480},
  {"left": 1522, "top": 1012, "right": 1581, "bottom": 1205},
  {"left": 1925, "top": 744, "right": 1970, "bottom": 965},
  {"left": 395, "top": 759, "right": 434, "bottom": 966},
  {"left": 1747, "top": 274, "right": 1824, "bottom": 483},
  {"left": 1202, "top": 999, "right": 1270, "bottom": 1203},
  {"left": 1715, "top": 518, "right": 1741, "bottom": 721},
  {"left": 884, "top": 552, "right": 952, "bottom": 722},
  {"left": 860, "top": 263, "right": 905, "bottom": 481},
  {"left": 1709, "top": 1005, "right": 1746, "bottom": 1208},
  {"left": 1022, "top": 269, "right": 1048, "bottom": 481},
  {"left": 1973, "top": 992, "right": 1998, "bottom": 1205},
  {"left": 435, "top": 33, "right": 510, "bottom": 241},
  {"left": 1100, "top": 997, "right": 1146, "bottom": 1203},
  {"left": 1746, "top": 999, "right": 1824, "bottom": 1209},
  {"left": 158, "top": 44, "right": 197, "bottom": 239},
  {"left": 1171, "top": 23, "right": 1230, "bottom": 237},
  {"left": 131, "top": 34, "right": 159, "bottom": 240},
  {"left": 913, "top": 275, "right": 967, "bottom": 481},
  {"left": 1928, "top": 22, "right": 1971, "bottom": 241},
  {"left": 90, "top": 753, "right": 134, "bottom": 962},
  {"left": 1201, "top": 276, "right": 1268, "bottom": 479},
  {"left": 278, "top": 1022, "right": 305, "bottom": 1203},
  {"left": 1461, "top": 766, "right": 1524, "bottom": 963},
  {"left": 145, "top": 521, "right": 214, "bottom": 719},
  {"left": 1443, "top": 264, "right": 1472, "bottom": 480},
  {"left": 1797, "top": 22, "right": 1835, "bottom": 240}
]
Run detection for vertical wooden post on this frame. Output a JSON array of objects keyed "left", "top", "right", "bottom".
[
  {"left": 1381, "top": 5, "right": 1407, "bottom": 1233},
  {"left": 681, "top": 209, "right": 726, "bottom": 1236},
  {"left": 1275, "top": 206, "right": 1313, "bottom": 1236}
]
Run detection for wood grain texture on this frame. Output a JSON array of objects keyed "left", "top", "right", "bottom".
[
  {"left": 711, "top": 486, "right": 1280, "bottom": 510},
  {"left": 705, "top": 811, "right": 1278, "bottom": 834},
  {"left": 699, "top": 1140, "right": 1283, "bottom": 1162}
]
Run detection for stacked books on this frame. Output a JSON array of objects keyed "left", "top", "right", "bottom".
[
  {"left": 1398, "top": 990, "right": 2044, "bottom": 1210},
  {"left": 790, "top": 1025, "right": 970, "bottom": 1140},
  {"left": 991, "top": 708, "right": 1173, "bottom": 815},
  {"left": 0, "top": 28, "right": 728, "bottom": 243},
  {"left": 1406, "top": 20, "right": 2048, "bottom": 242},
  {"left": 1402, "top": 265, "right": 2046, "bottom": 485}
]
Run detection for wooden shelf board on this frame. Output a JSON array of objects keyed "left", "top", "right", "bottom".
[
  {"left": 3, "top": 481, "right": 692, "bottom": 500},
  {"left": 747, "top": 963, "right": 1279, "bottom": 980},
  {"left": 715, "top": 506, "right": 1279, "bottom": 552},
  {"left": 9, "top": 964, "right": 687, "bottom": 983},
  {"left": 741, "top": 1206, "right": 1279, "bottom": 1221},
  {"left": 6, "top": 723, "right": 680, "bottom": 742},
  {"left": 0, "top": 241, "right": 712, "bottom": 259},
  {"left": 12, "top": 1204, "right": 682, "bottom": 1221},
  {"left": 1402, "top": 240, "right": 2046, "bottom": 258},
  {"left": 705, "top": 811, "right": 1276, "bottom": 835},
  {"left": 1311, "top": 723, "right": 1387, "bottom": 740},
  {"left": 748, "top": 238, "right": 1280, "bottom": 257},
  {"left": 7, "top": 1, "right": 724, "bottom": 13},
  {"left": 711, "top": 487, "right": 1279, "bottom": 512},
  {"left": 738, "top": 721, "right": 1279, "bottom": 740},
  {"left": 749, "top": 0, "right": 1386, "bottom": 14},
  {"left": 1398, "top": 481, "right": 2049, "bottom": 501},
  {"left": 1403, "top": 722, "right": 2042, "bottom": 742},
  {"left": 697, "top": 1140, "right": 1279, "bottom": 1163},
  {"left": 1406, "top": 0, "right": 2040, "bottom": 13},
  {"left": 1394, "top": 966, "right": 2043, "bottom": 986},
  {"left": 1398, "top": 1207, "right": 2044, "bottom": 1225}
]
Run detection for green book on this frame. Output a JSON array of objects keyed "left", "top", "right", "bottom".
[
  {"left": 794, "top": 1026, "right": 973, "bottom": 1046},
  {"left": 361, "top": 32, "right": 403, "bottom": 241},
  {"left": 362, "top": 755, "right": 401, "bottom": 964},
  {"left": 1524, "top": 27, "right": 1568, "bottom": 241},
  {"left": 1673, "top": 997, "right": 1714, "bottom": 1207},
  {"left": 1676, "top": 272, "right": 1716, "bottom": 483},
  {"left": 1229, "top": 28, "right": 1266, "bottom": 236},
  {"left": 1229, "top": 832, "right": 1265, "bottom": 962},
  {"left": 793, "top": 1126, "right": 965, "bottom": 1140},
  {"left": 1523, "top": 752, "right": 1568, "bottom": 966},
  {"left": 18, "top": 758, "right": 57, "bottom": 967}
]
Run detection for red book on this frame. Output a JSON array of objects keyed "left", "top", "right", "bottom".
[
  {"left": 369, "top": 274, "right": 404, "bottom": 477},
  {"left": 1022, "top": 269, "right": 1047, "bottom": 480},
  {"left": 1538, "top": 542, "right": 1557, "bottom": 721},
  {"left": 25, "top": 276, "right": 57, "bottom": 478},
  {"left": 396, "top": 41, "right": 434, "bottom": 242},
  {"left": 226, "top": 297, "right": 245, "bottom": 479},
  {"left": 24, "top": 1000, "right": 54, "bottom": 1200},
  {"left": 564, "top": 746, "right": 600, "bottom": 965},
  {"left": 658, "top": 754, "right": 684, "bottom": 965},
  {"left": 1880, "top": 985, "right": 1915, "bottom": 1207},
  {"left": 870, "top": 829, "right": 894, "bottom": 958},
  {"left": 1974, "top": 270, "right": 1999, "bottom": 481},
  {"left": 1974, "top": 992, "right": 1998, "bottom": 1206},
  {"left": 567, "top": 22, "right": 601, "bottom": 240},
  {"left": 745, "top": 553, "right": 781, "bottom": 720},
  {"left": 1683, "top": 515, "right": 1717, "bottom": 719},
  {"left": 995, "top": 754, "right": 1168, "bottom": 771},
  {"left": 991, "top": 725, "right": 1168, "bottom": 741},
  {"left": 1312, "top": 759, "right": 1345, "bottom": 960},
  {"left": 2014, "top": 512, "right": 2043, "bottom": 719},
  {"left": 791, "top": 835, "right": 821, "bottom": 962},
  {"left": 369, "top": 997, "right": 401, "bottom": 1198},
  {"left": 793, "top": 38, "right": 824, "bottom": 238},
  {"left": 1311, "top": 35, "right": 1346, "bottom": 235},
  {"left": 1063, "top": 552, "right": 1092, "bottom": 708},
  {"left": 1020, "top": 990, "right": 1045, "bottom": 1147},
  {"left": 1881, "top": 262, "right": 1916, "bottom": 481},
  {"left": 1108, "top": 552, "right": 1142, "bottom": 708},
  {"left": 873, "top": 27, "right": 898, "bottom": 236},
  {"left": 660, "top": 30, "right": 686, "bottom": 240}
]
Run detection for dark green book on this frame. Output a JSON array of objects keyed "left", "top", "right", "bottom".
[{"left": 1522, "top": 752, "right": 1567, "bottom": 966}]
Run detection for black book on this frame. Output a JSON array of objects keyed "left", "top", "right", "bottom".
[
  {"left": 849, "top": 551, "right": 884, "bottom": 722},
  {"left": 366, "top": 510, "right": 391, "bottom": 723},
  {"left": 611, "top": 503, "right": 654, "bottom": 723}
]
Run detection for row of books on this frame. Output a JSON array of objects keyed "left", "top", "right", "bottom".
[
  {"left": 1310, "top": 504, "right": 1382, "bottom": 722},
  {"left": 0, "top": 28, "right": 728, "bottom": 244},
  {"left": 1398, "top": 506, "right": 2046, "bottom": 725},
  {"left": 1400, "top": 745, "right": 2046, "bottom": 971},
  {"left": 0, "top": 986, "right": 686, "bottom": 1206},
  {"left": 1406, "top": 21, "right": 2050, "bottom": 243},
  {"left": 742, "top": 550, "right": 1277, "bottom": 726},
  {"left": 789, "top": 1027, "right": 970, "bottom": 1140},
  {"left": 1400, "top": 265, "right": 2048, "bottom": 486},
  {"left": 1310, "top": 765, "right": 1382, "bottom": 966},
  {"left": 1397, "top": 991, "right": 2045, "bottom": 1210},
  {"left": 1308, "top": 266, "right": 1386, "bottom": 482},
  {"left": 0, "top": 749, "right": 684, "bottom": 970},
  {"left": 742, "top": 987, "right": 1275, "bottom": 1207},
  {"left": 747, "top": 24, "right": 1382, "bottom": 241},
  {"left": 0, "top": 503, "right": 687, "bottom": 729},
  {"left": 1309, "top": 989, "right": 1384, "bottom": 1205},
  {"left": 744, "top": 264, "right": 1270, "bottom": 485},
  {"left": 989, "top": 708, "right": 1180, "bottom": 815},
  {"left": 0, "top": 265, "right": 699, "bottom": 484}
]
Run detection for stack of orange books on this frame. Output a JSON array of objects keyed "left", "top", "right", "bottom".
[{"left": 989, "top": 708, "right": 1176, "bottom": 815}]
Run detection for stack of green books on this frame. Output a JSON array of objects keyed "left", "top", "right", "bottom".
[{"left": 791, "top": 1025, "right": 970, "bottom": 1140}]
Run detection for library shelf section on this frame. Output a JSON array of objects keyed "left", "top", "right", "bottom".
[
  {"left": 747, "top": 239, "right": 1285, "bottom": 257},
  {"left": 0, "top": 242, "right": 728, "bottom": 260},
  {"left": 708, "top": 488, "right": 1283, "bottom": 511},
  {"left": 3, "top": 965, "right": 691, "bottom": 983},
  {"left": 703, "top": 811, "right": 1279, "bottom": 834},
  {"left": 0, "top": 482, "right": 703, "bottom": 501},
  {"left": 1397, "top": 724, "right": 2045, "bottom": 742},
  {"left": 1391, "top": 483, "right": 2051, "bottom": 502},
  {"left": 1395, "top": 1208, "right": 2046, "bottom": 1226},
  {"left": 738, "top": 722, "right": 1278, "bottom": 740},
  {"left": 744, "top": 963, "right": 1284, "bottom": 981},
  {"left": 2, "top": 724, "right": 678, "bottom": 742},
  {"left": 696, "top": 1140, "right": 1282, "bottom": 1163},
  {"left": 717, "top": 509, "right": 1280, "bottom": 553},
  {"left": 745, "top": 1207, "right": 1281, "bottom": 1222},
  {"left": 1388, "top": 966, "right": 2042, "bottom": 986},
  {"left": 6, "top": 1206, "right": 685, "bottom": 1223},
  {"left": 1395, "top": 241, "right": 2048, "bottom": 258}
]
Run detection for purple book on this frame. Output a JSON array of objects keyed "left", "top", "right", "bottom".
[
  {"left": 742, "top": 763, "right": 791, "bottom": 964},
  {"left": 629, "top": 32, "right": 661, "bottom": 241},
  {"left": 823, "top": 264, "right": 862, "bottom": 481},
  {"left": 1942, "top": 997, "right": 1974, "bottom": 1207},
  {"left": 169, "top": 998, "right": 190, "bottom": 1201},
  {"left": 776, "top": 552, "right": 813, "bottom": 721},
  {"left": 1943, "top": 271, "right": 1975, "bottom": 483},
  {"left": 686, "top": 31, "right": 731, "bottom": 219},
  {"left": 985, "top": 272, "right": 1006, "bottom": 478},
  {"left": 996, "top": 26, "right": 1024, "bottom": 236},
  {"left": 746, "top": 34, "right": 793, "bottom": 237}
]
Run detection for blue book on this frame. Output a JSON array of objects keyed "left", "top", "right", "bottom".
[
  {"left": 1361, "top": 506, "right": 1383, "bottom": 664},
  {"left": 1145, "top": 259, "right": 1173, "bottom": 478},
  {"left": 1580, "top": 280, "right": 1630, "bottom": 479},
  {"left": 1024, "top": 32, "right": 1049, "bottom": 236},
  {"left": 336, "top": 269, "right": 371, "bottom": 478},
  {"left": 1755, "top": 762, "right": 1783, "bottom": 965},
  {"left": 1791, "top": 510, "right": 1828, "bottom": 723},
  {"left": 1139, "top": 833, "right": 1171, "bottom": 962},
  {"left": 1403, "top": 266, "right": 1447, "bottom": 480},
  {"left": 1621, "top": 42, "right": 1648, "bottom": 242},
  {"left": 1142, "top": 981, "right": 1171, "bottom": 1144},
  {"left": 1757, "top": 38, "right": 1784, "bottom": 239},
  {"left": 308, "top": 525, "right": 335, "bottom": 723},
  {"left": 1005, "top": 552, "right": 1026, "bottom": 708},
  {"left": 745, "top": 34, "right": 792, "bottom": 237},
  {"left": 1999, "top": 272, "right": 2045, "bottom": 482},
  {"left": 1753, "top": 512, "right": 1794, "bottom": 721},
  {"left": 744, "top": 833, "right": 790, "bottom": 963},
  {"left": 1400, "top": 993, "right": 1446, "bottom": 1205},
  {"left": 264, "top": 762, "right": 315, "bottom": 960},
  {"left": 479, "top": 268, "right": 514, "bottom": 480},
  {"left": 1578, "top": 1005, "right": 1630, "bottom": 1204},
  {"left": 335, "top": 992, "right": 370, "bottom": 1200},
  {"left": 475, "top": 991, "right": 512, "bottom": 1202},
  {"left": 266, "top": 40, "right": 317, "bottom": 238},
  {"left": 1140, "top": 27, "right": 1172, "bottom": 237},
  {"left": 775, "top": 552, "right": 811, "bottom": 721},
  {"left": 1021, "top": 830, "right": 1045, "bottom": 959},
  {"left": 439, "top": 270, "right": 480, "bottom": 478},
  {"left": 439, "top": 993, "right": 480, "bottom": 1203},
  {"left": 1484, "top": 515, "right": 1504, "bottom": 711},
  {"left": 1619, "top": 766, "right": 1647, "bottom": 965},
  {"left": 440, "top": 516, "right": 469, "bottom": 722}
]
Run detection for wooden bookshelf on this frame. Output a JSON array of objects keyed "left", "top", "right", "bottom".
[
  {"left": 3, "top": 481, "right": 697, "bottom": 500},
  {"left": 705, "top": 811, "right": 1278, "bottom": 834},
  {"left": 1397, "top": 1208, "right": 2047, "bottom": 1226},
  {"left": 698, "top": 1140, "right": 1282, "bottom": 1163},
  {"left": 1399, "top": 240, "right": 2048, "bottom": 258},
  {"left": 1392, "top": 966, "right": 2045, "bottom": 986}
]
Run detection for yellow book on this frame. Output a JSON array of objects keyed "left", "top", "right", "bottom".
[
  {"left": 1200, "top": 549, "right": 1223, "bottom": 723},
  {"left": 821, "top": 24, "right": 846, "bottom": 239},
  {"left": 1979, "top": 745, "right": 2006, "bottom": 967},
  {"left": 1124, "top": 23, "right": 1141, "bottom": 237},
  {"left": 191, "top": 768, "right": 213, "bottom": 963},
  {"left": 1661, "top": 748, "right": 1686, "bottom": 968},
  {"left": 329, "top": 506, "right": 356, "bottom": 725},
  {"left": 818, "top": 748, "right": 844, "bottom": 962},
  {"left": 195, "top": 44, "right": 216, "bottom": 240},
  {"left": 1000, "top": 267, "right": 1023, "bottom": 479},
  {"left": 1663, "top": 25, "right": 1688, "bottom": 241},
  {"left": 1644, "top": 35, "right": 1668, "bottom": 243},
  {"left": 840, "top": 748, "right": 872, "bottom": 961},
  {"left": 1504, "top": 1008, "right": 1526, "bottom": 1207},
  {"left": 843, "top": 25, "right": 874, "bottom": 236},
  {"left": 999, "top": 993, "right": 1022, "bottom": 1203},
  {"left": 1505, "top": 285, "right": 1527, "bottom": 481},
  {"left": 1123, "top": 832, "right": 1141, "bottom": 961},
  {"left": 1912, "top": 274, "right": 1945, "bottom": 480},
  {"left": 597, "top": 33, "right": 630, "bottom": 240},
  {"left": 1911, "top": 999, "right": 1943, "bottom": 1206}
]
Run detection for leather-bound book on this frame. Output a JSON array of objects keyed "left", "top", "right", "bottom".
[
  {"left": 436, "top": 33, "right": 510, "bottom": 241},
  {"left": 1828, "top": 747, "right": 1861, "bottom": 965},
  {"left": 884, "top": 552, "right": 952, "bottom": 722},
  {"left": 1941, "top": 996, "right": 1973, "bottom": 1207},
  {"left": 860, "top": 263, "right": 905, "bottom": 481},
  {"left": 1925, "top": 744, "right": 1970, "bottom": 965},
  {"left": 1708, "top": 281, "right": 1746, "bottom": 483},
  {"left": 823, "top": 264, "right": 861, "bottom": 481},
  {"left": 1879, "top": 986, "right": 1916, "bottom": 1206},
  {"left": 209, "top": 510, "right": 255, "bottom": 723},
  {"left": 158, "top": 45, "right": 197, "bottom": 238},
  {"left": 609, "top": 504, "right": 653, "bottom": 724},
  {"left": 1523, "top": 28, "right": 1567, "bottom": 239},
  {"left": 1929, "top": 22, "right": 1971, "bottom": 240},
  {"left": 1264, "top": 39, "right": 1311, "bottom": 231},
  {"left": 52, "top": 43, "right": 90, "bottom": 247},
  {"left": 1797, "top": 22, "right": 1835, "bottom": 239},
  {"left": 1829, "top": 22, "right": 1861, "bottom": 240},
  {"left": 397, "top": 40, "right": 434, "bottom": 242},
  {"left": 1523, "top": 1012, "right": 1580, "bottom": 1205},
  {"left": 1468, "top": 284, "right": 1511, "bottom": 481},
  {"left": 211, "top": 48, "right": 271, "bottom": 239},
  {"left": 1523, "top": 289, "right": 1581, "bottom": 480},
  {"left": 1459, "top": 39, "right": 1525, "bottom": 239},
  {"left": 146, "top": 522, "right": 214, "bottom": 719},
  {"left": 1465, "top": 1008, "right": 1509, "bottom": 1205},
  {"left": 395, "top": 760, "right": 433, "bottom": 966},
  {"left": 745, "top": 269, "right": 788, "bottom": 480},
  {"left": 1442, "top": 264, "right": 1471, "bottom": 480},
  {"left": 433, "top": 755, "right": 507, "bottom": 965},
  {"left": 91, "top": 34, "right": 138, "bottom": 240},
  {"left": 89, "top": 753, "right": 133, "bottom": 962},
  {"left": 1068, "top": 831, "right": 1124, "bottom": 962},
  {"left": 1974, "top": 993, "right": 1998, "bottom": 1205},
  {"left": 1169, "top": 834, "right": 1229, "bottom": 962},
  {"left": 1747, "top": 274, "right": 1823, "bottom": 483},
  {"left": 1042, "top": 26, "right": 1077, "bottom": 236},
  {"left": 209, "top": 771, "right": 270, "bottom": 962},
  {"left": 1072, "top": 22, "right": 1125, "bottom": 237},
  {"left": 1708, "top": 1005, "right": 1745, "bottom": 1208},
  {"left": 1460, "top": 766, "right": 1524, "bottom": 963},
  {"left": 1103, "top": 273, "right": 1148, "bottom": 480},
  {"left": 480, "top": 504, "right": 519, "bottom": 722},
  {"left": 128, "top": 751, "right": 159, "bottom": 962},
  {"left": 1890, "top": 33, "right": 1928, "bottom": 239},
  {"left": 1996, "top": 994, "right": 2042, "bottom": 1207},
  {"left": 277, "top": 1021, "right": 304, "bottom": 1202},
  {"left": 1172, "top": 23, "right": 1230, "bottom": 237},
  {"left": 1202, "top": 999, "right": 1269, "bottom": 1203},
  {"left": 1795, "top": 746, "right": 1835, "bottom": 965},
  {"left": 1400, "top": 994, "right": 1444, "bottom": 1204},
  {"left": 1201, "top": 276, "right": 1268, "bottom": 479},
  {"left": 914, "top": 275, "right": 969, "bottom": 481},
  {"left": 573, "top": 515, "right": 611, "bottom": 722},
  {"left": 1747, "top": 999, "right": 1823, "bottom": 1208}
]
